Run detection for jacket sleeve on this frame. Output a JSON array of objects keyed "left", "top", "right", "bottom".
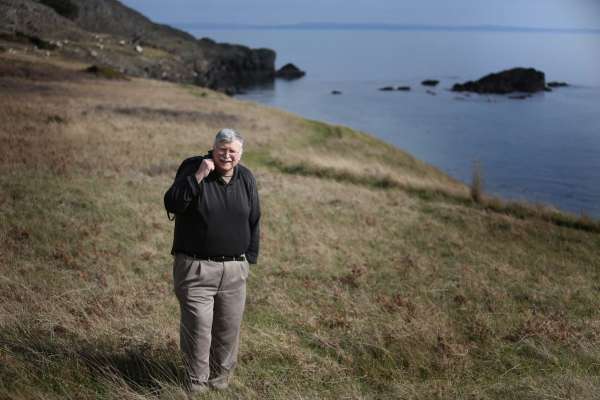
[
  {"left": 164, "top": 159, "right": 201, "bottom": 215},
  {"left": 245, "top": 173, "right": 261, "bottom": 264}
]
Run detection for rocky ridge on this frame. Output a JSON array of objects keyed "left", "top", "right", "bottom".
[{"left": 0, "top": 0, "right": 277, "bottom": 92}]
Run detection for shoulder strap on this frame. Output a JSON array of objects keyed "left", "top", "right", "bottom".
[{"left": 166, "top": 153, "right": 211, "bottom": 221}]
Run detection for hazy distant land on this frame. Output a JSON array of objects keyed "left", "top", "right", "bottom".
[{"left": 176, "top": 22, "right": 600, "bottom": 34}]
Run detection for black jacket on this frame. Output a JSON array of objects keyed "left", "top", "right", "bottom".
[{"left": 164, "top": 155, "right": 260, "bottom": 264}]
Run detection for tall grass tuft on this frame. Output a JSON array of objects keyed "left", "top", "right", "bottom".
[{"left": 471, "top": 160, "right": 484, "bottom": 204}]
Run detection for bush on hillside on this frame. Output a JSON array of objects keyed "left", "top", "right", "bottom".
[
  {"left": 84, "top": 65, "right": 128, "bottom": 80},
  {"left": 39, "top": 0, "right": 79, "bottom": 20},
  {"left": 471, "top": 161, "right": 484, "bottom": 203}
]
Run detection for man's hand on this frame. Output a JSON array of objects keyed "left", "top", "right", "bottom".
[{"left": 195, "top": 158, "right": 214, "bottom": 183}]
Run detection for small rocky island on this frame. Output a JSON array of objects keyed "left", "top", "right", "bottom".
[
  {"left": 421, "top": 79, "right": 439, "bottom": 87},
  {"left": 547, "top": 81, "right": 569, "bottom": 88},
  {"left": 275, "top": 63, "right": 305, "bottom": 80},
  {"left": 452, "top": 67, "right": 546, "bottom": 94}
]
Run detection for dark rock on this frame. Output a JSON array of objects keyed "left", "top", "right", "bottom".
[
  {"left": 421, "top": 79, "right": 439, "bottom": 86},
  {"left": 275, "top": 63, "right": 305, "bottom": 79},
  {"left": 547, "top": 81, "right": 568, "bottom": 88},
  {"left": 508, "top": 94, "right": 530, "bottom": 100},
  {"left": 196, "top": 43, "right": 276, "bottom": 90},
  {"left": 331, "top": 90, "right": 342, "bottom": 95},
  {"left": 452, "top": 67, "right": 546, "bottom": 94},
  {"left": 544, "top": 86, "right": 553, "bottom": 92},
  {"left": 396, "top": 86, "right": 411, "bottom": 91},
  {"left": 379, "top": 86, "right": 394, "bottom": 91}
]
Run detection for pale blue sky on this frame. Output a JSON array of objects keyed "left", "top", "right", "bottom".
[{"left": 120, "top": 0, "right": 600, "bottom": 28}]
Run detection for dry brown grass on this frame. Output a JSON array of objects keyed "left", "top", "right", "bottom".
[{"left": 1, "top": 53, "right": 600, "bottom": 399}]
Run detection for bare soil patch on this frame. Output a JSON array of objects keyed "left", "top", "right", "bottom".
[{"left": 94, "top": 105, "right": 239, "bottom": 125}]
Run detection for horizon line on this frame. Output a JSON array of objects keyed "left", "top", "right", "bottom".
[{"left": 170, "top": 22, "right": 600, "bottom": 35}]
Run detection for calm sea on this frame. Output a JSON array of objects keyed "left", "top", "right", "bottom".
[{"left": 189, "top": 28, "right": 600, "bottom": 217}]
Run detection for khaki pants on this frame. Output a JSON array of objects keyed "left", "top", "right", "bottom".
[{"left": 173, "top": 254, "right": 249, "bottom": 384}]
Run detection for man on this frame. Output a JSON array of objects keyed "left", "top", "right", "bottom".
[{"left": 164, "top": 128, "right": 260, "bottom": 394}]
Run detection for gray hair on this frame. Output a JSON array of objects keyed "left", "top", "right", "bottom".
[{"left": 214, "top": 128, "right": 244, "bottom": 147}]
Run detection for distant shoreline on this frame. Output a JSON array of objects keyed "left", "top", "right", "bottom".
[{"left": 173, "top": 22, "right": 600, "bottom": 35}]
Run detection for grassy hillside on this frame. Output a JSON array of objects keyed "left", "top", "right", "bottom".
[{"left": 1, "top": 53, "right": 599, "bottom": 400}]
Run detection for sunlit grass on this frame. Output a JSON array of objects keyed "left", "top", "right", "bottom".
[{"left": 1, "top": 53, "right": 599, "bottom": 399}]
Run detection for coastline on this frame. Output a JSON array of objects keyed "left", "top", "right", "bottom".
[{"left": 189, "top": 26, "right": 600, "bottom": 218}]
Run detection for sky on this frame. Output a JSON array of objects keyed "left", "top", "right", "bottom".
[{"left": 119, "top": 0, "right": 600, "bottom": 29}]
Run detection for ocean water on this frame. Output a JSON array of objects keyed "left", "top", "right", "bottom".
[{"left": 189, "top": 28, "right": 600, "bottom": 217}]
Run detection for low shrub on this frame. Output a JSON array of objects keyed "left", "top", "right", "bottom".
[
  {"left": 471, "top": 160, "right": 484, "bottom": 203},
  {"left": 84, "top": 65, "right": 128, "bottom": 80}
]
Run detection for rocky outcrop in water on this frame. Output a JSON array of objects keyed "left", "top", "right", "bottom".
[
  {"left": 452, "top": 67, "right": 546, "bottom": 94},
  {"left": 421, "top": 79, "right": 439, "bottom": 87},
  {"left": 275, "top": 63, "right": 305, "bottom": 79},
  {"left": 547, "top": 81, "right": 568, "bottom": 88}
]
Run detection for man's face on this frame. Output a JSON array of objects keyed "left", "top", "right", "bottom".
[{"left": 212, "top": 140, "right": 243, "bottom": 174}]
